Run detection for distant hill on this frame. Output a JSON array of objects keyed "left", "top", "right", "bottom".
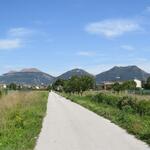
[
  {"left": 0, "top": 68, "right": 55, "bottom": 86},
  {"left": 57, "top": 68, "right": 93, "bottom": 80},
  {"left": 96, "top": 66, "right": 150, "bottom": 84},
  {"left": 0, "top": 66, "right": 149, "bottom": 86}
]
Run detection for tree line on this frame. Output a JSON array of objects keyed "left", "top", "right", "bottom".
[
  {"left": 52, "top": 76, "right": 95, "bottom": 95},
  {"left": 112, "top": 80, "right": 136, "bottom": 93},
  {"left": 143, "top": 77, "right": 150, "bottom": 89}
]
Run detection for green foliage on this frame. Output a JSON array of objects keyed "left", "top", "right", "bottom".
[
  {"left": 63, "top": 79, "right": 74, "bottom": 94},
  {"left": 8, "top": 83, "right": 17, "bottom": 90},
  {"left": 112, "top": 82, "right": 122, "bottom": 92},
  {"left": 117, "top": 96, "right": 137, "bottom": 113},
  {"left": 0, "top": 91, "right": 48, "bottom": 150},
  {"left": 147, "top": 77, "right": 150, "bottom": 85},
  {"left": 80, "top": 76, "right": 94, "bottom": 94},
  {"left": 92, "top": 93, "right": 119, "bottom": 107},
  {"left": 47, "top": 85, "right": 52, "bottom": 91},
  {"left": 145, "top": 77, "right": 150, "bottom": 89},
  {"left": 61, "top": 92, "right": 150, "bottom": 145},
  {"left": 113, "top": 80, "right": 136, "bottom": 92},
  {"left": 0, "top": 89, "right": 8, "bottom": 98},
  {"left": 122, "top": 80, "right": 136, "bottom": 90},
  {"left": 136, "top": 101, "right": 150, "bottom": 116},
  {"left": 52, "top": 79, "right": 65, "bottom": 92},
  {"left": 55, "top": 76, "right": 94, "bottom": 94},
  {"left": 92, "top": 93, "right": 150, "bottom": 116}
]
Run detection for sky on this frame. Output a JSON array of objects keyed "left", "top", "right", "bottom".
[{"left": 0, "top": 0, "right": 150, "bottom": 76}]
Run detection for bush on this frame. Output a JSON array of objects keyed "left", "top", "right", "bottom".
[
  {"left": 92, "top": 93, "right": 120, "bottom": 107},
  {"left": 140, "top": 133, "right": 150, "bottom": 144},
  {"left": 92, "top": 93, "right": 150, "bottom": 116},
  {"left": 136, "top": 101, "right": 150, "bottom": 116},
  {"left": 117, "top": 96, "right": 137, "bottom": 112},
  {"left": 62, "top": 92, "right": 150, "bottom": 145}
]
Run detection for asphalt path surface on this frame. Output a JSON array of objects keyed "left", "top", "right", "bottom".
[{"left": 34, "top": 92, "right": 149, "bottom": 150}]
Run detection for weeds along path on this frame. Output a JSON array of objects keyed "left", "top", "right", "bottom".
[
  {"left": 34, "top": 92, "right": 149, "bottom": 150},
  {"left": 0, "top": 91, "right": 48, "bottom": 150}
]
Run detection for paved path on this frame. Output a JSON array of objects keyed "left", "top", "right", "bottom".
[{"left": 34, "top": 92, "right": 149, "bottom": 150}]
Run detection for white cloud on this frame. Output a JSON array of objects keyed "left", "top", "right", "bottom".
[
  {"left": 145, "top": 6, "right": 150, "bottom": 12},
  {"left": 0, "top": 39, "right": 22, "bottom": 50},
  {"left": 85, "top": 19, "right": 141, "bottom": 38},
  {"left": 0, "top": 27, "right": 35, "bottom": 50},
  {"left": 120, "top": 45, "right": 135, "bottom": 51},
  {"left": 8, "top": 27, "right": 33, "bottom": 37},
  {"left": 77, "top": 51, "right": 95, "bottom": 56}
]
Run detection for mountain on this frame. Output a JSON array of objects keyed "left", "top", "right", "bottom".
[
  {"left": 20, "top": 68, "right": 41, "bottom": 73},
  {"left": 96, "top": 66, "right": 150, "bottom": 84},
  {"left": 0, "top": 66, "right": 149, "bottom": 86},
  {"left": 0, "top": 68, "right": 55, "bottom": 86},
  {"left": 57, "top": 68, "right": 93, "bottom": 80}
]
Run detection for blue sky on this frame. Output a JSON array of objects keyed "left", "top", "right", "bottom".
[{"left": 0, "top": 0, "right": 150, "bottom": 76}]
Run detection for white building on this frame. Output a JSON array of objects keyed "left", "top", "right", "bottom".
[
  {"left": 0, "top": 84, "right": 7, "bottom": 89},
  {"left": 35, "top": 86, "right": 40, "bottom": 90},
  {"left": 134, "top": 79, "right": 142, "bottom": 88}
]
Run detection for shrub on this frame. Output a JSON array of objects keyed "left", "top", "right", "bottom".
[
  {"left": 117, "top": 96, "right": 136, "bottom": 112},
  {"left": 92, "top": 93, "right": 150, "bottom": 116},
  {"left": 92, "top": 93, "right": 120, "bottom": 107},
  {"left": 136, "top": 101, "right": 150, "bottom": 116}
]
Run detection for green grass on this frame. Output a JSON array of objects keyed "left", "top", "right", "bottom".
[
  {"left": 0, "top": 91, "right": 48, "bottom": 150},
  {"left": 61, "top": 92, "right": 150, "bottom": 146}
]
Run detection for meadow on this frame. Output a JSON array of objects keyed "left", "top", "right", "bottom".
[
  {"left": 61, "top": 91, "right": 150, "bottom": 145},
  {"left": 0, "top": 91, "right": 48, "bottom": 150}
]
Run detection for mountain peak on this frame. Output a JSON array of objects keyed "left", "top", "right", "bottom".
[
  {"left": 96, "top": 65, "right": 149, "bottom": 83},
  {"left": 71, "top": 68, "right": 86, "bottom": 72},
  {"left": 1, "top": 68, "right": 54, "bottom": 85},
  {"left": 112, "top": 65, "right": 139, "bottom": 70},
  {"left": 57, "top": 68, "right": 93, "bottom": 80},
  {"left": 20, "top": 68, "right": 42, "bottom": 73}
]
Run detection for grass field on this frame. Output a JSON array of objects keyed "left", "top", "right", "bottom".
[
  {"left": 61, "top": 91, "right": 150, "bottom": 146},
  {"left": 0, "top": 91, "right": 48, "bottom": 150},
  {"left": 83, "top": 90, "right": 150, "bottom": 101}
]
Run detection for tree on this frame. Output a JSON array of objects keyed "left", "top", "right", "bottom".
[
  {"left": 112, "top": 82, "right": 121, "bottom": 93},
  {"left": 70, "top": 76, "right": 81, "bottom": 94},
  {"left": 145, "top": 77, "right": 150, "bottom": 89},
  {"left": 47, "top": 85, "right": 52, "bottom": 91},
  {"left": 8, "top": 83, "right": 17, "bottom": 90},
  {"left": 113, "top": 81, "right": 136, "bottom": 93},
  {"left": 122, "top": 81, "right": 136, "bottom": 90},
  {"left": 66, "top": 75, "right": 94, "bottom": 95},
  {"left": 57, "top": 75, "right": 94, "bottom": 94},
  {"left": 63, "top": 80, "right": 72, "bottom": 94},
  {"left": 80, "top": 76, "right": 94, "bottom": 95},
  {"left": 52, "top": 79, "right": 65, "bottom": 91}
]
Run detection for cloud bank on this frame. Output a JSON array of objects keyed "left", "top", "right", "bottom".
[{"left": 85, "top": 19, "right": 141, "bottom": 38}]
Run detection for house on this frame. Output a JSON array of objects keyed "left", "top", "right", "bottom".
[
  {"left": 97, "top": 81, "right": 121, "bottom": 90},
  {"left": 134, "top": 79, "right": 142, "bottom": 88},
  {"left": 0, "top": 84, "right": 7, "bottom": 89}
]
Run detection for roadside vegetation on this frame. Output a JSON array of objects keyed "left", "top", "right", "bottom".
[
  {"left": 0, "top": 91, "right": 48, "bottom": 150},
  {"left": 0, "top": 89, "right": 8, "bottom": 98},
  {"left": 54, "top": 75, "right": 150, "bottom": 145},
  {"left": 61, "top": 92, "right": 150, "bottom": 145}
]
